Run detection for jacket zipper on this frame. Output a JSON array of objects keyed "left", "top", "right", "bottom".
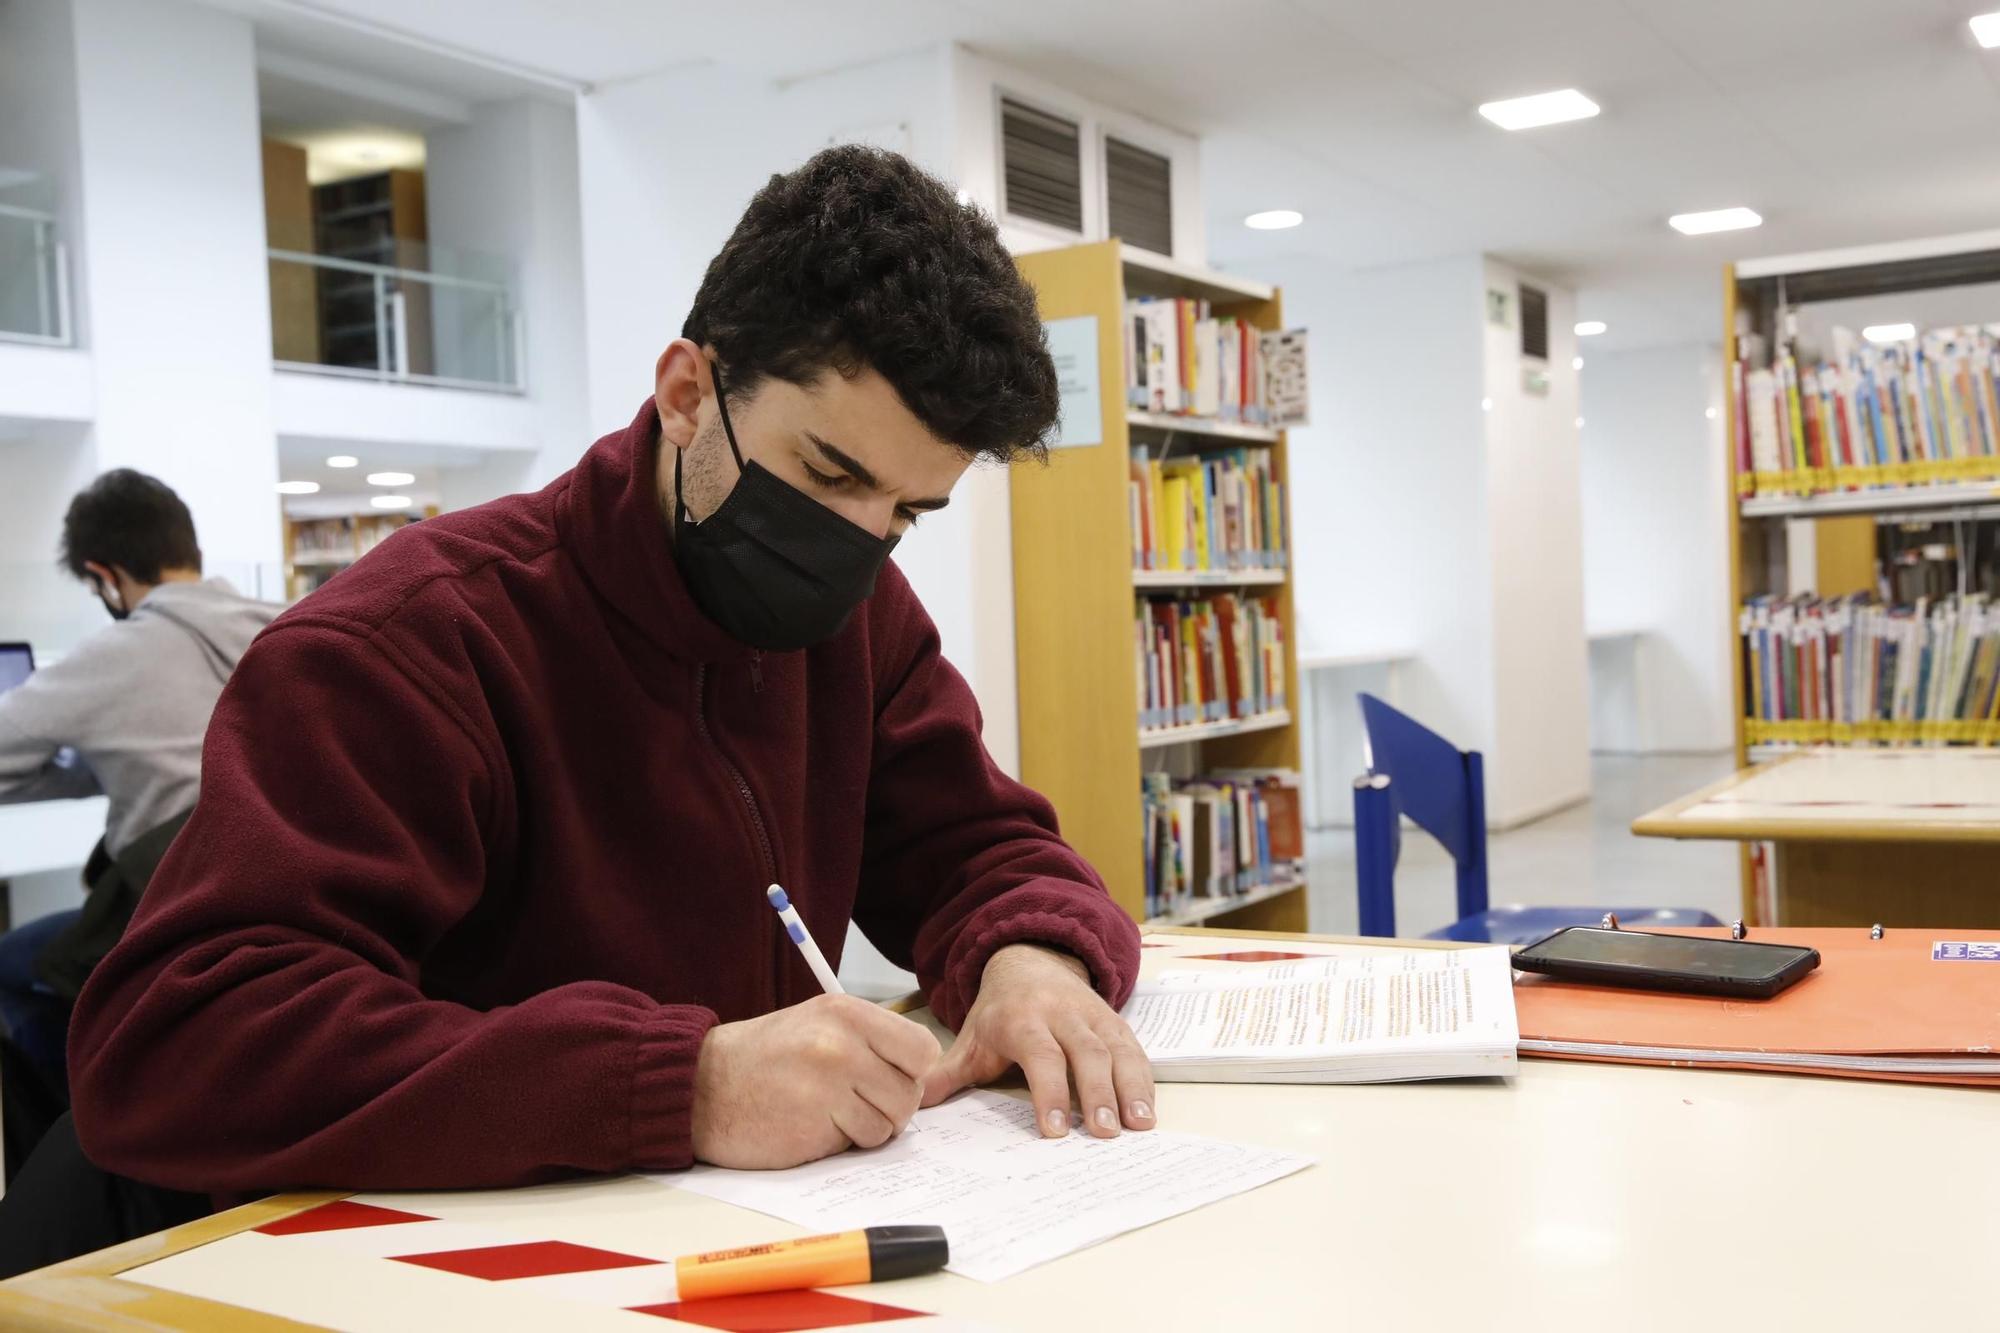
[{"left": 693, "top": 663, "right": 785, "bottom": 1007}]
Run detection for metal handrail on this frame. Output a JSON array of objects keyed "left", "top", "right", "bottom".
[
  {"left": 0, "top": 203, "right": 58, "bottom": 224},
  {"left": 266, "top": 247, "right": 511, "bottom": 297}
]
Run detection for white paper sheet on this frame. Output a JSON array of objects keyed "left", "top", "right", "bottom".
[
  {"left": 1125, "top": 946, "right": 1518, "bottom": 1072},
  {"left": 651, "top": 1091, "right": 1311, "bottom": 1282}
]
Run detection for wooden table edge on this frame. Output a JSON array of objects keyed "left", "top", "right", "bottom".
[
  {"left": 1633, "top": 814, "right": 2000, "bottom": 844},
  {"left": 0, "top": 1192, "right": 344, "bottom": 1330}
]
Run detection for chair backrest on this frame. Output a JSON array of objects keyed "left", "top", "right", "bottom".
[{"left": 1357, "top": 694, "right": 1489, "bottom": 923}]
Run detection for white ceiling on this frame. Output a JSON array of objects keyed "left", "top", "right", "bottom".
[{"left": 215, "top": 0, "right": 2000, "bottom": 350}]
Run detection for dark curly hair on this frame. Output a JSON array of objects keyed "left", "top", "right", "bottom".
[
  {"left": 60, "top": 469, "right": 202, "bottom": 582},
  {"left": 684, "top": 145, "right": 1057, "bottom": 462}
]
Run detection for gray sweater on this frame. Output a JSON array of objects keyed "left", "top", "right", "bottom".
[{"left": 0, "top": 578, "right": 281, "bottom": 857}]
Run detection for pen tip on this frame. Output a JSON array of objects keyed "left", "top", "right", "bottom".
[{"left": 765, "top": 884, "right": 789, "bottom": 909}]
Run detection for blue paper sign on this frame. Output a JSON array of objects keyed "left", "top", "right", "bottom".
[
  {"left": 1044, "top": 315, "right": 1102, "bottom": 449},
  {"left": 1932, "top": 941, "right": 2000, "bottom": 962}
]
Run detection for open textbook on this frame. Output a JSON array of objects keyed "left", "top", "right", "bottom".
[{"left": 1124, "top": 945, "right": 1519, "bottom": 1083}]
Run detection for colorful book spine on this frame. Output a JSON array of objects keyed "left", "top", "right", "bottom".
[
  {"left": 1739, "top": 326, "right": 2000, "bottom": 498},
  {"left": 1740, "top": 591, "right": 2000, "bottom": 747},
  {"left": 1128, "top": 450, "right": 1289, "bottom": 573},
  {"left": 1135, "top": 593, "right": 1287, "bottom": 731}
]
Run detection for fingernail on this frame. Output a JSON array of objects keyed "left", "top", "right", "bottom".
[
  {"left": 1130, "top": 1100, "right": 1153, "bottom": 1122},
  {"left": 1044, "top": 1107, "right": 1068, "bottom": 1135},
  {"left": 1094, "top": 1106, "right": 1117, "bottom": 1131}
]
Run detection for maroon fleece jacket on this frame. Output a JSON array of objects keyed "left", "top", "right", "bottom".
[{"left": 68, "top": 398, "right": 1140, "bottom": 1194}]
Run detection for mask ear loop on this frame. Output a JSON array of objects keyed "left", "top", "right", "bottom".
[{"left": 674, "top": 356, "right": 747, "bottom": 537}]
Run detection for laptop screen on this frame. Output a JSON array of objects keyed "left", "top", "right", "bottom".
[{"left": 0, "top": 642, "right": 34, "bottom": 694}]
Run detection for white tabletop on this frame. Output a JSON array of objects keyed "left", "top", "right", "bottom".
[
  {"left": 1635, "top": 749, "right": 2000, "bottom": 843},
  {"left": 0, "top": 796, "right": 105, "bottom": 877},
  {"left": 103, "top": 932, "right": 2000, "bottom": 1332}
]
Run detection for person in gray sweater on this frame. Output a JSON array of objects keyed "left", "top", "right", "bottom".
[{"left": 0, "top": 470, "right": 279, "bottom": 1099}]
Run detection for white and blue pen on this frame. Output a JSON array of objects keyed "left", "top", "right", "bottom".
[{"left": 766, "top": 884, "right": 845, "bottom": 996}]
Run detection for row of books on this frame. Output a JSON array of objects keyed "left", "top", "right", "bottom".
[
  {"left": 1136, "top": 594, "right": 1287, "bottom": 731},
  {"left": 1737, "top": 324, "right": 2000, "bottom": 498},
  {"left": 1122, "top": 297, "right": 1309, "bottom": 427},
  {"left": 1140, "top": 769, "right": 1305, "bottom": 920},
  {"left": 1128, "top": 447, "right": 1288, "bottom": 572},
  {"left": 1741, "top": 593, "right": 2000, "bottom": 745},
  {"left": 289, "top": 514, "right": 410, "bottom": 559}
]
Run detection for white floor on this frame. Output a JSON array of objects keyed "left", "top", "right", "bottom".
[{"left": 1304, "top": 752, "right": 1742, "bottom": 937}]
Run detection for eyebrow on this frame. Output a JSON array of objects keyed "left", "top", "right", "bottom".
[{"left": 805, "top": 432, "right": 952, "bottom": 511}]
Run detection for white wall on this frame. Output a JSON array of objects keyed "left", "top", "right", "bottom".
[
  {"left": 69, "top": 0, "right": 281, "bottom": 572},
  {"left": 0, "top": 424, "right": 99, "bottom": 657},
  {"left": 1266, "top": 252, "right": 1492, "bottom": 751},
  {"left": 425, "top": 96, "right": 591, "bottom": 505},
  {"left": 1481, "top": 257, "right": 1590, "bottom": 824},
  {"left": 1580, "top": 342, "right": 1733, "bottom": 753}
]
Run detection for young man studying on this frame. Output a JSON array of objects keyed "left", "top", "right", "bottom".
[{"left": 66, "top": 148, "right": 1151, "bottom": 1212}]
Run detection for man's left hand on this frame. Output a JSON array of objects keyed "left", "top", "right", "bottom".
[{"left": 919, "top": 943, "right": 1156, "bottom": 1139}]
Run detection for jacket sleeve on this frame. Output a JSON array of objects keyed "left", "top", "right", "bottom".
[
  {"left": 852, "top": 587, "right": 1140, "bottom": 1030},
  {"left": 0, "top": 658, "right": 106, "bottom": 804},
  {"left": 67, "top": 620, "right": 714, "bottom": 1194}
]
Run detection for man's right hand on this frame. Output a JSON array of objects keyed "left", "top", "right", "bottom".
[{"left": 691, "top": 993, "right": 942, "bottom": 1169}]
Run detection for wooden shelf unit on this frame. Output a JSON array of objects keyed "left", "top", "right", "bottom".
[
  {"left": 1011, "top": 239, "right": 1308, "bottom": 933},
  {"left": 1722, "top": 234, "right": 2000, "bottom": 916}
]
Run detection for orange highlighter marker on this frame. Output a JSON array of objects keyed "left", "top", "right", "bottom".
[{"left": 674, "top": 1225, "right": 949, "bottom": 1301}]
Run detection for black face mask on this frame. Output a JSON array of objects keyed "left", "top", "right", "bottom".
[{"left": 672, "top": 361, "right": 899, "bottom": 652}]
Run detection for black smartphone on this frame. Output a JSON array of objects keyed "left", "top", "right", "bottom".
[{"left": 1512, "top": 927, "right": 1820, "bottom": 999}]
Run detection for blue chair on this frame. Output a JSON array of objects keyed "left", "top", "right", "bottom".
[{"left": 1352, "top": 693, "right": 1722, "bottom": 944}]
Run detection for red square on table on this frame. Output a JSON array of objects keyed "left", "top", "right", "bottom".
[
  {"left": 255, "top": 1200, "right": 435, "bottom": 1235},
  {"left": 632, "top": 1289, "right": 926, "bottom": 1331},
  {"left": 394, "top": 1239, "right": 658, "bottom": 1280}
]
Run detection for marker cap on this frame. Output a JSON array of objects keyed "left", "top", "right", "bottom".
[{"left": 865, "top": 1225, "right": 949, "bottom": 1281}]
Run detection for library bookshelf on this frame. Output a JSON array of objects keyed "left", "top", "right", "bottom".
[
  {"left": 1722, "top": 231, "right": 2000, "bottom": 915},
  {"left": 1011, "top": 239, "right": 1307, "bottom": 932}
]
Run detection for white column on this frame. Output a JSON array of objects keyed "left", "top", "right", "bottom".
[
  {"left": 1481, "top": 257, "right": 1590, "bottom": 824},
  {"left": 69, "top": 0, "right": 281, "bottom": 583}
]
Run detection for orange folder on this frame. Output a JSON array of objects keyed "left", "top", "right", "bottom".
[{"left": 1512, "top": 927, "right": 2000, "bottom": 1087}]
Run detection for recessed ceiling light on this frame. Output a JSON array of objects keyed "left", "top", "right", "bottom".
[
  {"left": 366, "top": 471, "right": 416, "bottom": 486},
  {"left": 275, "top": 480, "right": 320, "bottom": 495},
  {"left": 1575, "top": 321, "right": 1607, "bottom": 337},
  {"left": 326, "top": 455, "right": 358, "bottom": 469},
  {"left": 1863, "top": 323, "right": 1917, "bottom": 343},
  {"left": 955, "top": 188, "right": 972, "bottom": 206},
  {"left": 1480, "top": 397, "right": 1493, "bottom": 412},
  {"left": 1244, "top": 209, "right": 1304, "bottom": 231},
  {"left": 1668, "top": 207, "right": 1762, "bottom": 235},
  {"left": 1972, "top": 12, "right": 2000, "bottom": 47},
  {"left": 1706, "top": 407, "right": 1719, "bottom": 420},
  {"left": 1572, "top": 356, "right": 1585, "bottom": 370},
  {"left": 1575, "top": 417, "right": 1586, "bottom": 429},
  {"left": 1477, "top": 89, "right": 1600, "bottom": 131},
  {"left": 371, "top": 494, "right": 414, "bottom": 510}
]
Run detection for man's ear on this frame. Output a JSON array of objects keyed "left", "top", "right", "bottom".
[
  {"left": 82, "top": 560, "right": 126, "bottom": 608},
  {"left": 654, "top": 338, "right": 711, "bottom": 452}
]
